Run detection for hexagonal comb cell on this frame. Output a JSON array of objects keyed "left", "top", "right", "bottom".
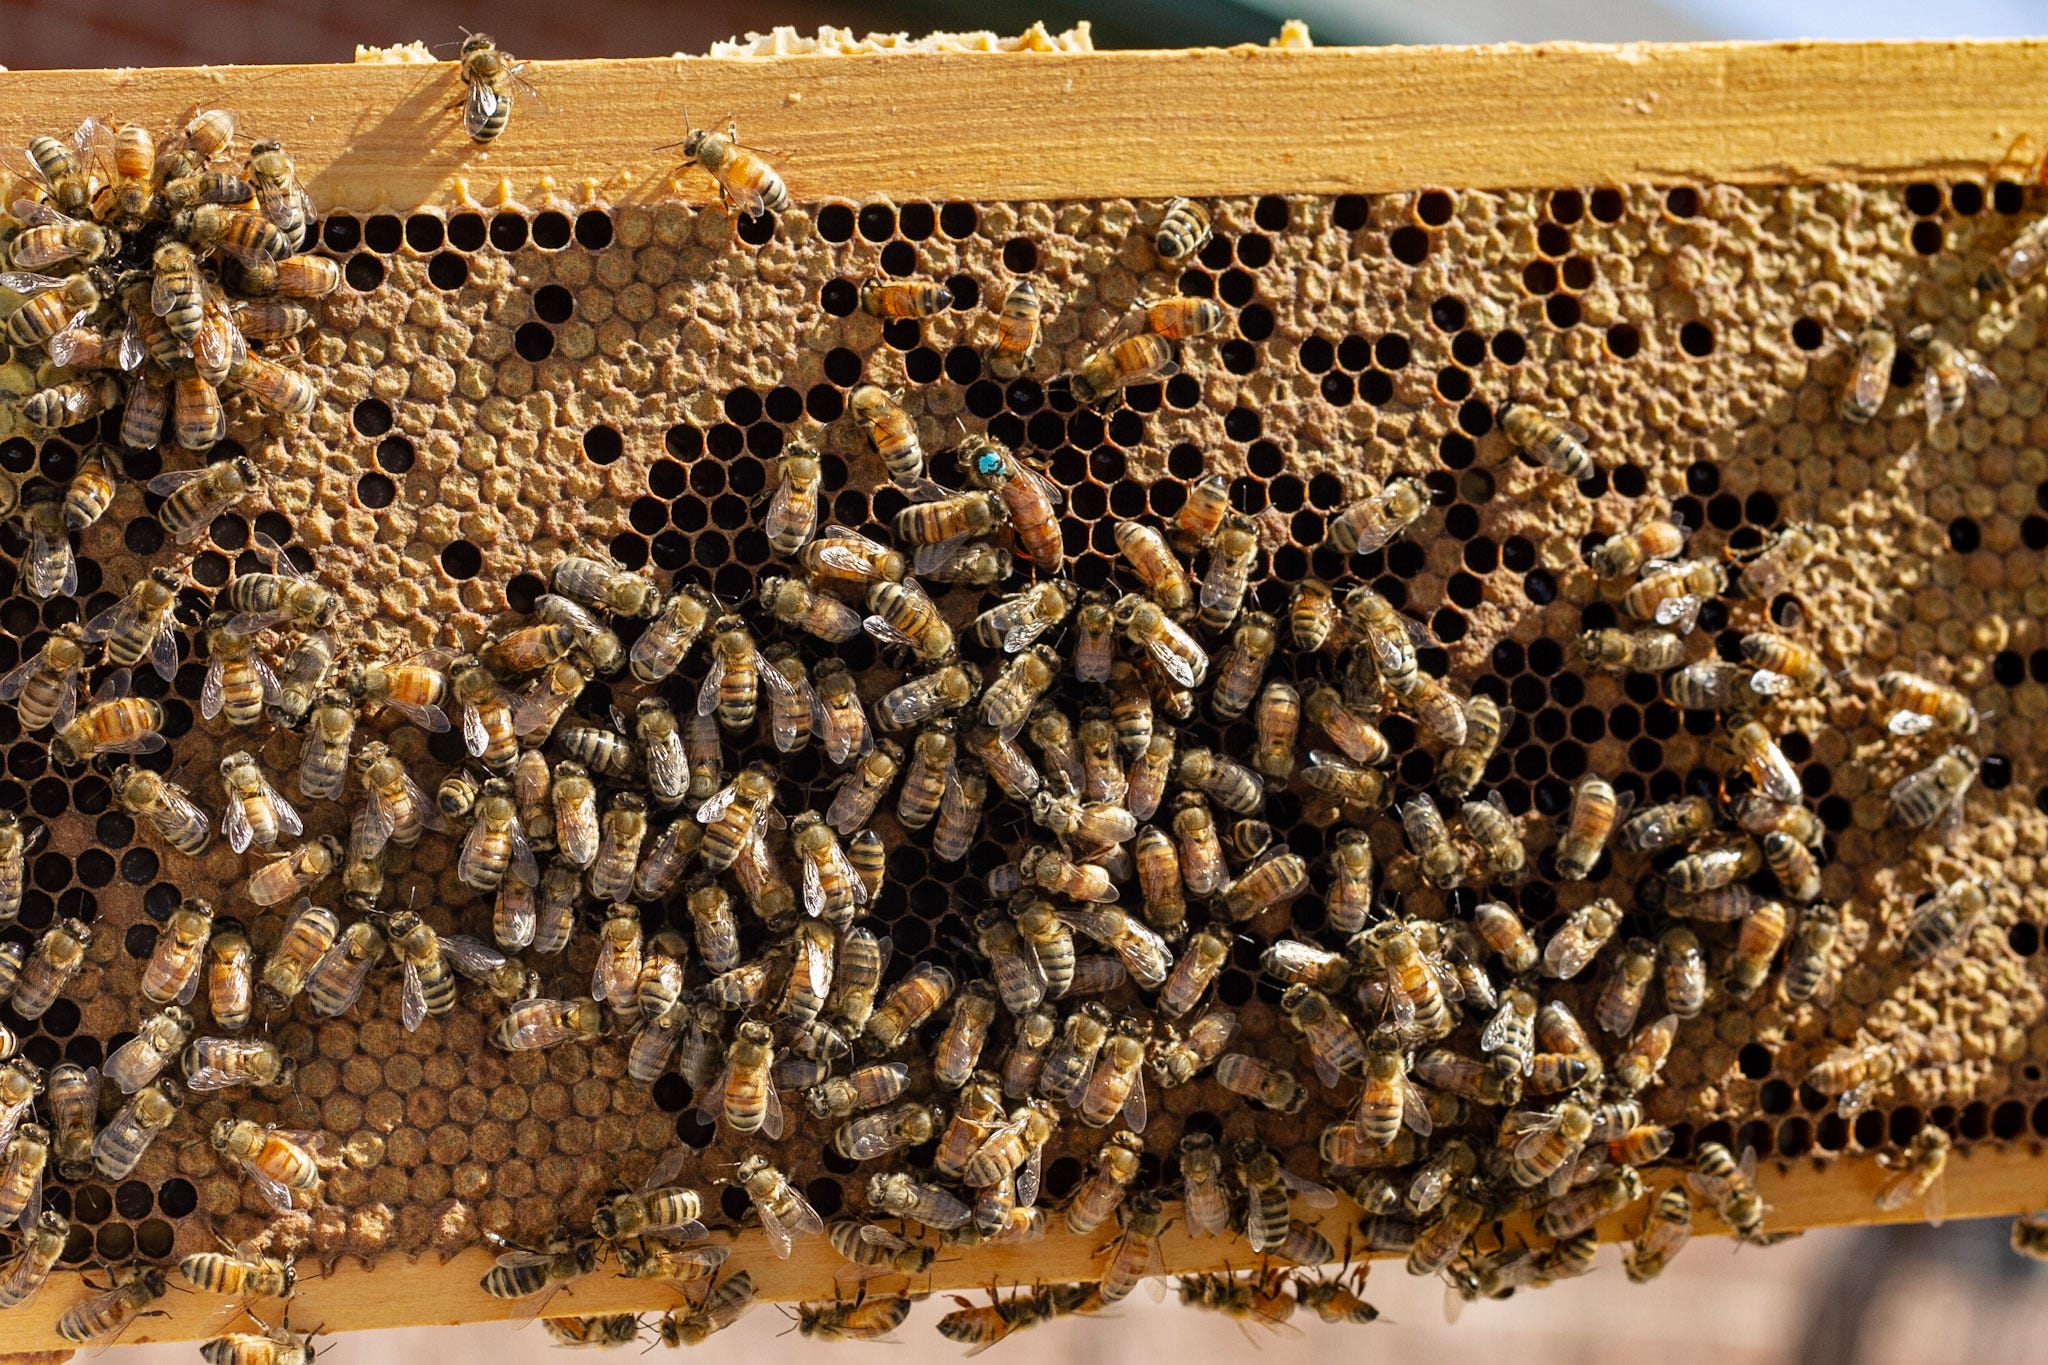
[{"left": 1, "top": 170, "right": 2042, "bottom": 1312}]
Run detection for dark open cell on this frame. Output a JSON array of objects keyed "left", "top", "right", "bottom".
[
  {"left": 1546, "top": 294, "right": 1582, "bottom": 327},
  {"left": 513, "top": 322, "right": 555, "bottom": 360},
  {"left": 1904, "top": 182, "right": 1944, "bottom": 215},
  {"left": 356, "top": 473, "right": 396, "bottom": 508},
  {"left": 322, "top": 215, "right": 361, "bottom": 251},
  {"left": 344, "top": 252, "right": 384, "bottom": 291},
  {"left": 575, "top": 210, "right": 614, "bottom": 249},
  {"left": 1333, "top": 194, "right": 1369, "bottom": 229},
  {"left": 583, "top": 426, "right": 624, "bottom": 465},
  {"left": 377, "top": 435, "right": 416, "bottom": 474},
  {"left": 363, "top": 214, "right": 402, "bottom": 252},
  {"left": 1389, "top": 225, "right": 1430, "bottom": 265},
  {"left": 440, "top": 540, "right": 482, "bottom": 579},
  {"left": 489, "top": 212, "right": 528, "bottom": 250},
  {"left": 530, "top": 210, "right": 572, "bottom": 248},
  {"left": 351, "top": 398, "right": 392, "bottom": 437},
  {"left": 533, "top": 284, "right": 574, "bottom": 323},
  {"left": 1680, "top": 321, "right": 1716, "bottom": 356},
  {"left": 404, "top": 213, "right": 445, "bottom": 252},
  {"left": 1665, "top": 186, "right": 1700, "bottom": 217},
  {"left": 447, "top": 211, "right": 487, "bottom": 250},
  {"left": 858, "top": 202, "right": 897, "bottom": 241},
  {"left": 1537, "top": 222, "right": 1573, "bottom": 258}
]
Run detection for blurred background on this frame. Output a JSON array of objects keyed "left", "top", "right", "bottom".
[{"left": 7, "top": 1, "right": 2045, "bottom": 1361}]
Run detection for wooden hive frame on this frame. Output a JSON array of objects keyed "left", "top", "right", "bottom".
[{"left": 0, "top": 35, "right": 2045, "bottom": 1348}]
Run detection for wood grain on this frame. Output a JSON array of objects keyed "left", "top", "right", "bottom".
[
  {"left": 0, "top": 1142, "right": 2032, "bottom": 1350},
  {"left": 0, "top": 41, "right": 2044, "bottom": 211}
]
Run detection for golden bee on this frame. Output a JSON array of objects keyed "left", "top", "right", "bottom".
[
  {"left": 985, "top": 278, "right": 1043, "bottom": 379},
  {"left": 1155, "top": 197, "right": 1214, "bottom": 261},
  {"left": 861, "top": 275, "right": 952, "bottom": 319},
  {"left": 492, "top": 996, "right": 603, "bottom": 1051},
  {"left": 1580, "top": 626, "right": 1686, "bottom": 674},
  {"left": 736, "top": 1154, "right": 824, "bottom": 1259},
  {"left": 184, "top": 1036, "right": 294, "bottom": 1091},
  {"left": 1735, "top": 522, "right": 1818, "bottom": 600},
  {"left": 1888, "top": 745, "right": 1977, "bottom": 829},
  {"left": 1327, "top": 476, "right": 1430, "bottom": 555},
  {"left": 456, "top": 31, "right": 532, "bottom": 143},
  {"left": 1835, "top": 323, "right": 1896, "bottom": 424},
  {"left": 1072, "top": 332, "right": 1177, "bottom": 405},
  {"left": 1499, "top": 400, "right": 1593, "bottom": 478},
  {"left": 147, "top": 456, "right": 260, "bottom": 545},
  {"left": 93, "top": 1081, "right": 179, "bottom": 1181},
  {"left": 673, "top": 116, "right": 790, "bottom": 221},
  {"left": 107, "top": 754, "right": 211, "bottom": 862},
  {"left": 1591, "top": 515, "right": 1690, "bottom": 577},
  {"left": 1, "top": 272, "right": 97, "bottom": 351},
  {"left": 1623, "top": 558, "right": 1723, "bottom": 634}
]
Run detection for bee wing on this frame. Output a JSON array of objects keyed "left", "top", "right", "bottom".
[
  {"left": 1144, "top": 635, "right": 1200, "bottom": 689},
  {"left": 460, "top": 702, "right": 491, "bottom": 759},
  {"left": 182, "top": 1061, "right": 241, "bottom": 1091},
  {"left": 201, "top": 656, "right": 226, "bottom": 719},
  {"left": 1276, "top": 1167, "right": 1338, "bottom": 1209},
  {"left": 142, "top": 621, "right": 180, "bottom": 682},
  {"left": 507, "top": 825, "right": 539, "bottom": 887},
  {"left": 695, "top": 785, "right": 741, "bottom": 826},
  {"left": 1015, "top": 1145, "right": 1043, "bottom": 1209},
  {"left": 1478, "top": 1003, "right": 1521, "bottom": 1054},
  {"left": 234, "top": 1153, "right": 300, "bottom": 1214},
  {"left": 1017, "top": 461, "right": 1066, "bottom": 511},
  {"left": 400, "top": 958, "right": 426, "bottom": 1032},
  {"left": 253, "top": 656, "right": 283, "bottom": 707},
  {"left": 911, "top": 534, "right": 976, "bottom": 578},
  {"left": 0, "top": 655, "right": 41, "bottom": 702},
  {"left": 757, "top": 1186, "right": 819, "bottom": 1259},
  {"left": 801, "top": 856, "right": 825, "bottom": 920},
  {"left": 1887, "top": 710, "right": 1937, "bottom": 736},
  {"left": 641, "top": 1145, "right": 693, "bottom": 1193},
  {"left": 804, "top": 935, "right": 833, "bottom": 999},
  {"left": 1122, "top": 1069, "right": 1148, "bottom": 1135},
  {"left": 441, "top": 933, "right": 507, "bottom": 980},
  {"left": 1748, "top": 669, "right": 1794, "bottom": 697},
  {"left": 0, "top": 271, "right": 66, "bottom": 294},
  {"left": 105, "top": 1036, "right": 148, "bottom": 1094},
  {"left": 222, "top": 793, "right": 254, "bottom": 854},
  {"left": 262, "top": 777, "right": 303, "bottom": 838},
  {"left": 1401, "top": 1083, "right": 1434, "bottom": 1138},
  {"left": 863, "top": 617, "right": 916, "bottom": 649},
  {"left": 813, "top": 542, "right": 880, "bottom": 576},
  {"left": 80, "top": 597, "right": 139, "bottom": 645},
  {"left": 8, "top": 199, "right": 69, "bottom": 228},
  {"left": 1507, "top": 1111, "right": 1566, "bottom": 1161},
  {"left": 695, "top": 655, "right": 728, "bottom": 718},
  {"left": 1922, "top": 1170, "right": 1947, "bottom": 1228},
  {"left": 589, "top": 949, "right": 609, "bottom": 1004},
  {"left": 1656, "top": 595, "right": 1704, "bottom": 634}
]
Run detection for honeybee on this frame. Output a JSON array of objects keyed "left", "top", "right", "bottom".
[
  {"left": 1062, "top": 1130, "right": 1145, "bottom": 1239},
  {"left": 657, "top": 1270, "right": 758, "bottom": 1345},
  {"left": 21, "top": 374, "right": 119, "bottom": 434},
  {"left": 1202, "top": 612, "right": 1274, "bottom": 722},
  {"left": 184, "top": 1036, "right": 293, "bottom": 1091},
  {"left": 1457, "top": 794, "right": 1524, "bottom": 883},
  {"left": 791, "top": 811, "right": 867, "bottom": 923},
  {"left": 846, "top": 385, "right": 926, "bottom": 492},
  {"left": 1732, "top": 521, "right": 1818, "bottom": 600},
  {"left": 736, "top": 1154, "right": 824, "bottom": 1259},
  {"left": 194, "top": 618, "right": 278, "bottom": 729},
  {"left": 1137, "top": 295, "right": 1225, "bottom": 341},
  {"left": 1395, "top": 795, "right": 1461, "bottom": 889},
  {"left": 866, "top": 964, "right": 956, "bottom": 1053},
  {"left": 1078, "top": 1017, "right": 1150, "bottom": 1130},
  {"left": 1, "top": 272, "right": 96, "bottom": 351},
  {"left": 796, "top": 1290, "right": 916, "bottom": 1343},
  {"left": 981, "top": 646, "right": 1060, "bottom": 739},
  {"left": 51, "top": 687, "right": 166, "bottom": 766},
  {"left": 1688, "top": 1141, "right": 1767, "bottom": 1241},
  {"left": 1591, "top": 515, "right": 1690, "bottom": 578},
  {"left": 104, "top": 1005, "right": 193, "bottom": 1096},
  {"left": 1888, "top": 745, "right": 1977, "bottom": 829},
  {"left": 93, "top": 1081, "right": 179, "bottom": 1180},
  {"left": 1623, "top": 558, "right": 1723, "bottom": 634},
  {"left": 629, "top": 583, "right": 714, "bottom": 684},
  {"left": 1434, "top": 694, "right": 1508, "bottom": 799},
  {"left": 1554, "top": 774, "right": 1631, "bottom": 880},
  {"left": 695, "top": 765, "right": 783, "bottom": 875},
  {"left": 1242, "top": 682, "right": 1302, "bottom": 782},
  {"left": 0, "top": 1122, "right": 47, "bottom": 1232},
  {"left": 1725, "top": 898, "right": 1792, "bottom": 998},
  {"left": 1196, "top": 516, "right": 1260, "bottom": 634},
  {"left": 147, "top": 455, "right": 260, "bottom": 545},
  {"left": 968, "top": 583, "right": 1072, "bottom": 658},
  {"left": 1621, "top": 1186, "right": 1694, "bottom": 1283},
  {"left": 170, "top": 374, "right": 227, "bottom": 451},
  {"left": 492, "top": 996, "right": 603, "bottom": 1051},
  {"left": 1498, "top": 400, "right": 1593, "bottom": 478},
  {"left": 1612, "top": 1012, "right": 1678, "bottom": 1095},
  {"left": 1739, "top": 631, "right": 1827, "bottom": 696},
  {"left": 1761, "top": 830, "right": 1822, "bottom": 903},
  {"left": 206, "top": 922, "right": 254, "bottom": 1030},
  {"left": 867, "top": 1170, "right": 972, "bottom": 1230},
  {"left": 243, "top": 137, "right": 314, "bottom": 248},
  {"left": 449, "top": 30, "right": 535, "bottom": 143},
  {"left": 47, "top": 1063, "right": 96, "bottom": 1182},
  {"left": 9, "top": 200, "right": 111, "bottom": 270},
  {"left": 443, "top": 656, "right": 516, "bottom": 770},
  {"left": 1591, "top": 936, "right": 1658, "bottom": 1036},
  {"left": 859, "top": 276, "right": 953, "bottom": 322},
  {"left": 1872, "top": 669, "right": 1977, "bottom": 738},
  {"left": 1666, "top": 835, "right": 1762, "bottom": 893},
  {"left": 1503, "top": 1101, "right": 1594, "bottom": 1189},
  {"left": 271, "top": 632, "right": 338, "bottom": 731},
  {"left": 923, "top": 540, "right": 1010, "bottom": 585},
  {"left": 955, "top": 436, "right": 1062, "bottom": 573},
  {"left": 674, "top": 116, "right": 790, "bottom": 220},
  {"left": 1835, "top": 324, "right": 1896, "bottom": 424},
  {"left": 107, "top": 771, "right": 207, "bottom": 872},
  {"left": 976, "top": 277, "right": 1048, "bottom": 382},
  {"left": 0, "top": 1210, "right": 67, "bottom": 1310},
  {"left": 1901, "top": 879, "right": 1988, "bottom": 964},
  {"left": 1072, "top": 332, "right": 1178, "bottom": 406},
  {"left": 539, "top": 1316, "right": 641, "bottom": 1349},
  {"left": 57, "top": 1263, "right": 172, "bottom": 1348},
  {"left": 225, "top": 352, "right": 318, "bottom": 418},
  {"left": 876, "top": 662, "right": 980, "bottom": 732},
  {"left": 806, "top": 1062, "right": 914, "bottom": 1123},
  {"left": 1327, "top": 476, "right": 1430, "bottom": 556},
  {"left": 13, "top": 918, "right": 88, "bottom": 1020},
  {"left": 185, "top": 203, "right": 295, "bottom": 270},
  {"left": 1580, "top": 626, "right": 1686, "bottom": 674},
  {"left": 835, "top": 1099, "right": 940, "bottom": 1165},
  {"left": 303, "top": 918, "right": 385, "bottom": 1018},
  {"left": 1781, "top": 902, "right": 1840, "bottom": 1002},
  {"left": 807, "top": 659, "right": 872, "bottom": 768},
  {"left": 1719, "top": 720, "right": 1801, "bottom": 804},
  {"left": 1155, "top": 196, "right": 1213, "bottom": 260},
  {"left": 1479, "top": 988, "right": 1537, "bottom": 1081},
  {"left": 479, "top": 1229, "right": 599, "bottom": 1322},
  {"left": 214, "top": 752, "right": 300, "bottom": 855},
  {"left": 1615, "top": 795, "right": 1710, "bottom": 854}
]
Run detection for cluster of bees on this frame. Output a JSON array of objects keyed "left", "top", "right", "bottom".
[{"left": 0, "top": 40, "right": 2026, "bottom": 1359}]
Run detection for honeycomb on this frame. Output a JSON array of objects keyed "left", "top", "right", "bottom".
[{"left": 2, "top": 164, "right": 2046, "bottom": 1302}]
